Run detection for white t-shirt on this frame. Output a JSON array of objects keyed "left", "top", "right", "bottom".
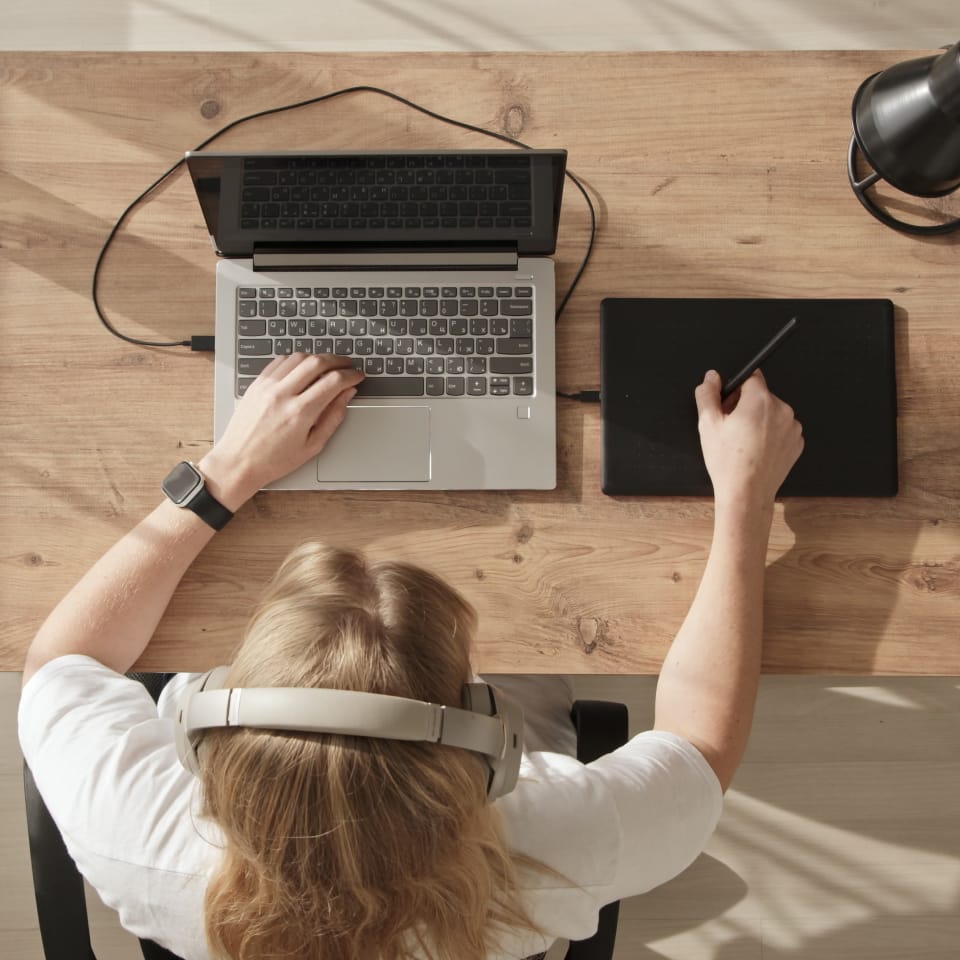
[{"left": 18, "top": 655, "right": 722, "bottom": 960}]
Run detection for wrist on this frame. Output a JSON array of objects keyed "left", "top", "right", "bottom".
[
  {"left": 713, "top": 492, "right": 775, "bottom": 538},
  {"left": 196, "top": 452, "right": 260, "bottom": 512}
]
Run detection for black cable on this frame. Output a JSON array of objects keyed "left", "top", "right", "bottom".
[
  {"left": 91, "top": 84, "right": 597, "bottom": 349},
  {"left": 557, "top": 390, "right": 601, "bottom": 403}
]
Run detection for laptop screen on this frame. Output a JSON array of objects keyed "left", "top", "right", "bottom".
[{"left": 185, "top": 149, "right": 567, "bottom": 258}]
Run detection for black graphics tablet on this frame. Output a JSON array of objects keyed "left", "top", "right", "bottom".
[{"left": 600, "top": 298, "right": 898, "bottom": 497}]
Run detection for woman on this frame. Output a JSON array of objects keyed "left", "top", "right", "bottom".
[{"left": 19, "top": 353, "right": 802, "bottom": 959}]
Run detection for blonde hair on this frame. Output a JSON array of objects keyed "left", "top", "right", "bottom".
[{"left": 198, "top": 542, "right": 539, "bottom": 960}]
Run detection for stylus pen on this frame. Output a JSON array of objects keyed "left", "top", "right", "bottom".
[{"left": 720, "top": 316, "right": 798, "bottom": 401}]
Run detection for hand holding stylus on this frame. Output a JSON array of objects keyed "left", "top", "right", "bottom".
[
  {"left": 721, "top": 317, "right": 798, "bottom": 401},
  {"left": 696, "top": 369, "right": 804, "bottom": 513}
]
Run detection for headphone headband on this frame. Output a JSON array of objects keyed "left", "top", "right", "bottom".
[{"left": 175, "top": 667, "right": 523, "bottom": 800}]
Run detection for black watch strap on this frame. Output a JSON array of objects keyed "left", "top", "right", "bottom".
[
  {"left": 162, "top": 461, "right": 234, "bottom": 531},
  {"left": 185, "top": 485, "right": 234, "bottom": 531}
]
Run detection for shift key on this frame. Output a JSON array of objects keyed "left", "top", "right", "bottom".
[
  {"left": 490, "top": 357, "right": 533, "bottom": 374},
  {"left": 238, "top": 357, "right": 273, "bottom": 375}
]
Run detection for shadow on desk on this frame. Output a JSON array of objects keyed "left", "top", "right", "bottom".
[
  {"left": 3, "top": 168, "right": 212, "bottom": 342},
  {"left": 762, "top": 498, "right": 921, "bottom": 673}
]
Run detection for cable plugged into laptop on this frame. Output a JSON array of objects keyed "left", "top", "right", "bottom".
[
  {"left": 190, "top": 335, "right": 216, "bottom": 352},
  {"left": 558, "top": 389, "right": 601, "bottom": 403}
]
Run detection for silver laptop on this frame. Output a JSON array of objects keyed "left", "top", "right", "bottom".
[{"left": 185, "top": 149, "right": 567, "bottom": 490}]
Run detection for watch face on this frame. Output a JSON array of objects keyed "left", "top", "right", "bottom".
[{"left": 162, "top": 462, "right": 203, "bottom": 504}]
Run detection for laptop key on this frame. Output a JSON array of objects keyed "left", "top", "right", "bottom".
[
  {"left": 238, "top": 339, "right": 274, "bottom": 356},
  {"left": 355, "top": 377, "right": 425, "bottom": 397},
  {"left": 490, "top": 357, "right": 533, "bottom": 374},
  {"left": 238, "top": 320, "right": 265, "bottom": 337},
  {"left": 496, "top": 338, "right": 533, "bottom": 355},
  {"left": 509, "top": 318, "right": 533, "bottom": 338},
  {"left": 426, "top": 377, "right": 445, "bottom": 396},
  {"left": 500, "top": 299, "right": 533, "bottom": 316},
  {"left": 238, "top": 357, "right": 272, "bottom": 375},
  {"left": 445, "top": 377, "right": 465, "bottom": 396},
  {"left": 513, "top": 377, "right": 534, "bottom": 396}
]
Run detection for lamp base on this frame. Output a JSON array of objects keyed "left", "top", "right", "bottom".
[{"left": 847, "top": 134, "right": 960, "bottom": 235}]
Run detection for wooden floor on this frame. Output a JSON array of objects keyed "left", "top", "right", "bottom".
[{"left": 4, "top": 3, "right": 960, "bottom": 958}]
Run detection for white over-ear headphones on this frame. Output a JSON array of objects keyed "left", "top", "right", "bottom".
[{"left": 175, "top": 667, "right": 524, "bottom": 801}]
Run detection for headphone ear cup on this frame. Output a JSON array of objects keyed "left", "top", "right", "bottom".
[
  {"left": 175, "top": 668, "right": 230, "bottom": 777},
  {"left": 464, "top": 683, "right": 524, "bottom": 802},
  {"left": 175, "top": 708, "right": 202, "bottom": 777},
  {"left": 484, "top": 695, "right": 523, "bottom": 801}
]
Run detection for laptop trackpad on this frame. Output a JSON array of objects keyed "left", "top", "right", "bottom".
[{"left": 316, "top": 405, "right": 431, "bottom": 482}]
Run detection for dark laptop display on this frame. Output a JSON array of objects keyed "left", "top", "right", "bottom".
[
  {"left": 600, "top": 298, "right": 898, "bottom": 497},
  {"left": 186, "top": 150, "right": 566, "bottom": 259}
]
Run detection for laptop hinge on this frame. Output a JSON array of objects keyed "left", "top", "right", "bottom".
[{"left": 251, "top": 244, "right": 519, "bottom": 272}]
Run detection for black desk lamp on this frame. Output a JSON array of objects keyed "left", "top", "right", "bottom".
[{"left": 848, "top": 40, "right": 960, "bottom": 235}]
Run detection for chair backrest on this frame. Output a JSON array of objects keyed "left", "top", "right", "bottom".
[
  {"left": 23, "top": 677, "right": 628, "bottom": 960},
  {"left": 564, "top": 699, "right": 629, "bottom": 960}
]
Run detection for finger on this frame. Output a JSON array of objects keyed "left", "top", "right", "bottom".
[
  {"left": 254, "top": 353, "right": 302, "bottom": 384},
  {"left": 297, "top": 364, "right": 365, "bottom": 412},
  {"left": 694, "top": 370, "right": 722, "bottom": 423},
  {"left": 280, "top": 353, "right": 359, "bottom": 396},
  {"left": 738, "top": 369, "right": 769, "bottom": 397},
  {"left": 306, "top": 386, "right": 359, "bottom": 454}
]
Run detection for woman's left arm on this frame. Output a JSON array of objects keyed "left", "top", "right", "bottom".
[{"left": 22, "top": 352, "right": 363, "bottom": 687}]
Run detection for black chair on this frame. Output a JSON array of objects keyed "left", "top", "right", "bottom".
[{"left": 23, "top": 677, "right": 628, "bottom": 960}]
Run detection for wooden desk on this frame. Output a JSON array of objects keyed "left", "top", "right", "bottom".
[{"left": 1, "top": 52, "right": 957, "bottom": 675}]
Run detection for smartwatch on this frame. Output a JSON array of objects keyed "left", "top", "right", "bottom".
[{"left": 161, "top": 461, "right": 233, "bottom": 531}]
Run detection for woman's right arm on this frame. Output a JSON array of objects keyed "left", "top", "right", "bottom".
[{"left": 652, "top": 369, "right": 804, "bottom": 792}]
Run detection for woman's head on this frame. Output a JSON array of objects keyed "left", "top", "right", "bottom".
[{"left": 199, "top": 542, "right": 535, "bottom": 960}]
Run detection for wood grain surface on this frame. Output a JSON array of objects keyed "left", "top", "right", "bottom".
[{"left": 1, "top": 51, "right": 957, "bottom": 673}]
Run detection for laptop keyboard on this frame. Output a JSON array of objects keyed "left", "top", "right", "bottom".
[{"left": 236, "top": 285, "right": 535, "bottom": 399}]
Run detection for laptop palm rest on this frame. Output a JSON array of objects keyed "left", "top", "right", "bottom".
[{"left": 316, "top": 406, "right": 431, "bottom": 482}]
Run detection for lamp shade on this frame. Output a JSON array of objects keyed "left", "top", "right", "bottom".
[{"left": 848, "top": 41, "right": 960, "bottom": 234}]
